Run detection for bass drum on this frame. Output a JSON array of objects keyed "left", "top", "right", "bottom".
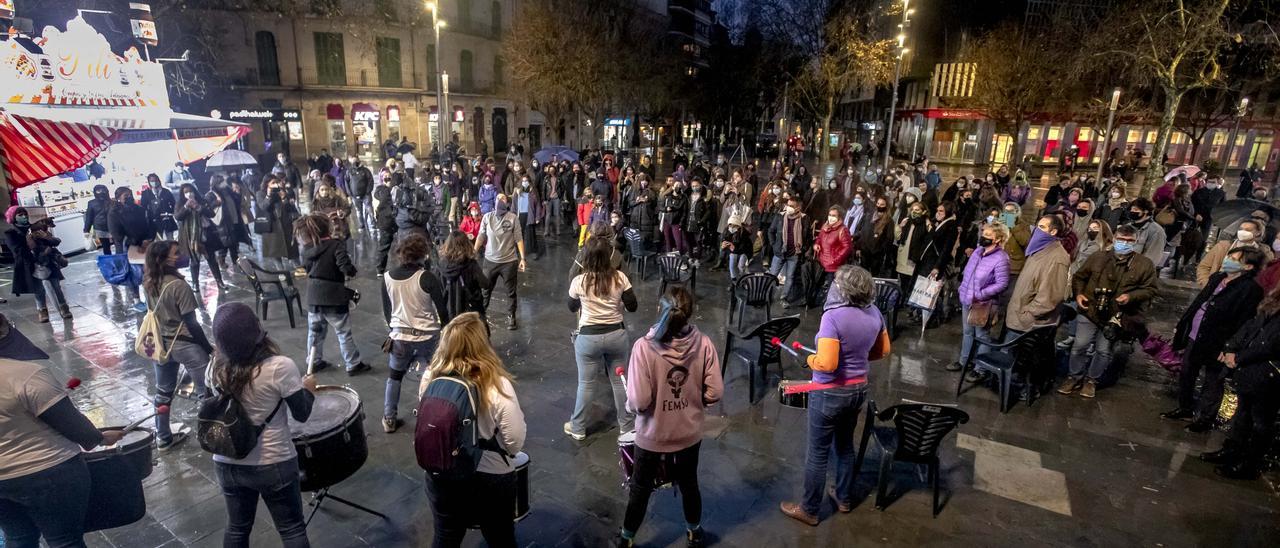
[
  {"left": 290, "top": 385, "right": 367, "bottom": 492},
  {"left": 83, "top": 427, "right": 154, "bottom": 532}
]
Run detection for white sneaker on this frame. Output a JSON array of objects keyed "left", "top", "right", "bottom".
[{"left": 563, "top": 422, "right": 586, "bottom": 441}]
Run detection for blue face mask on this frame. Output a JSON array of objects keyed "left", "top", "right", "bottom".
[
  {"left": 1000, "top": 212, "right": 1018, "bottom": 227},
  {"left": 1220, "top": 258, "right": 1245, "bottom": 273},
  {"left": 1113, "top": 241, "right": 1135, "bottom": 255}
]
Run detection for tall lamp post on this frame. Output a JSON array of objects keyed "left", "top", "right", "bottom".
[
  {"left": 882, "top": 1, "right": 912, "bottom": 173},
  {"left": 442, "top": 71, "right": 451, "bottom": 155},
  {"left": 1221, "top": 96, "right": 1249, "bottom": 169},
  {"left": 1096, "top": 87, "right": 1121, "bottom": 182},
  {"left": 427, "top": 2, "right": 447, "bottom": 155}
]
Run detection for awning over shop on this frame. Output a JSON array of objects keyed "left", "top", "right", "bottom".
[{"left": 0, "top": 105, "right": 249, "bottom": 188}]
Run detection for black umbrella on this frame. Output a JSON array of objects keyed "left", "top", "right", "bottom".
[{"left": 1211, "top": 199, "right": 1280, "bottom": 229}]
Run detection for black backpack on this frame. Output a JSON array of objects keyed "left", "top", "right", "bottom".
[
  {"left": 197, "top": 393, "right": 281, "bottom": 459},
  {"left": 414, "top": 375, "right": 504, "bottom": 478}
]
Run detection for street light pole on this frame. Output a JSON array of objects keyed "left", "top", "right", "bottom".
[
  {"left": 442, "top": 71, "right": 451, "bottom": 156},
  {"left": 427, "top": 2, "right": 446, "bottom": 158},
  {"left": 1221, "top": 96, "right": 1248, "bottom": 169},
  {"left": 1096, "top": 87, "right": 1121, "bottom": 182},
  {"left": 882, "top": 1, "right": 912, "bottom": 173}
]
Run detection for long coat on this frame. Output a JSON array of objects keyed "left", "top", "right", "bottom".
[
  {"left": 175, "top": 200, "right": 223, "bottom": 255},
  {"left": 258, "top": 189, "right": 300, "bottom": 260},
  {"left": 5, "top": 226, "right": 64, "bottom": 295}
]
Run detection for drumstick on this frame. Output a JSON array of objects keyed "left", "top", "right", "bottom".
[
  {"left": 791, "top": 341, "right": 816, "bottom": 355},
  {"left": 771, "top": 337, "right": 801, "bottom": 358},
  {"left": 66, "top": 377, "right": 82, "bottom": 390},
  {"left": 122, "top": 406, "right": 166, "bottom": 435},
  {"left": 615, "top": 366, "right": 626, "bottom": 385}
]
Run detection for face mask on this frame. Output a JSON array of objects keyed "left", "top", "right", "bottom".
[
  {"left": 184, "top": 193, "right": 196, "bottom": 200},
  {"left": 910, "top": 211, "right": 923, "bottom": 219},
  {"left": 829, "top": 182, "right": 837, "bottom": 190},
  {"left": 986, "top": 215, "right": 995, "bottom": 224},
  {"left": 827, "top": 215, "right": 839, "bottom": 225},
  {"left": 772, "top": 188, "right": 781, "bottom": 195},
  {"left": 521, "top": 181, "right": 530, "bottom": 188},
  {"left": 978, "top": 236, "right": 994, "bottom": 247},
  {"left": 785, "top": 206, "right": 796, "bottom": 216},
  {"left": 715, "top": 181, "right": 725, "bottom": 188},
  {"left": 853, "top": 197, "right": 863, "bottom": 206},
  {"left": 173, "top": 254, "right": 191, "bottom": 269},
  {"left": 1111, "top": 191, "right": 1122, "bottom": 199},
  {"left": 14, "top": 214, "right": 29, "bottom": 226},
  {"left": 1087, "top": 230, "right": 1100, "bottom": 240},
  {"left": 1207, "top": 183, "right": 1219, "bottom": 190},
  {"left": 1238, "top": 229, "right": 1255, "bottom": 242},
  {"left": 1076, "top": 208, "right": 1090, "bottom": 217},
  {"left": 1113, "top": 241, "right": 1135, "bottom": 255},
  {"left": 1129, "top": 211, "right": 1145, "bottom": 223},
  {"left": 876, "top": 206, "right": 888, "bottom": 212},
  {"left": 1000, "top": 212, "right": 1018, "bottom": 227},
  {"left": 729, "top": 227, "right": 739, "bottom": 233},
  {"left": 1220, "top": 258, "right": 1245, "bottom": 273},
  {"left": 692, "top": 186, "right": 702, "bottom": 194},
  {"left": 935, "top": 212, "right": 946, "bottom": 221}
]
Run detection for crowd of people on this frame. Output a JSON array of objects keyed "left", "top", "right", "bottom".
[{"left": 3, "top": 142, "right": 1280, "bottom": 548}]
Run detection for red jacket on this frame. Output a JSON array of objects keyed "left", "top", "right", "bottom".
[
  {"left": 815, "top": 223, "right": 853, "bottom": 272},
  {"left": 576, "top": 201, "right": 593, "bottom": 226},
  {"left": 460, "top": 215, "right": 481, "bottom": 239}
]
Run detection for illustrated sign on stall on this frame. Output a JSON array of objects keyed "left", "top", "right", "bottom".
[{"left": 2, "top": 16, "right": 169, "bottom": 107}]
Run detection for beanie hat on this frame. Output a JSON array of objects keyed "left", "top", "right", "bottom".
[{"left": 212, "top": 302, "right": 266, "bottom": 363}]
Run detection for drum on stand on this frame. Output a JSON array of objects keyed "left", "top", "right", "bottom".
[
  {"left": 617, "top": 432, "right": 671, "bottom": 489},
  {"left": 290, "top": 385, "right": 367, "bottom": 492},
  {"left": 83, "top": 427, "right": 154, "bottom": 532},
  {"left": 778, "top": 380, "right": 810, "bottom": 409},
  {"left": 513, "top": 451, "right": 531, "bottom": 521}
]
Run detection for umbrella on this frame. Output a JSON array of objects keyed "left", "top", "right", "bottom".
[
  {"left": 1163, "top": 165, "right": 1200, "bottom": 182},
  {"left": 1209, "top": 199, "right": 1280, "bottom": 230},
  {"left": 205, "top": 149, "right": 258, "bottom": 170},
  {"left": 533, "top": 146, "right": 579, "bottom": 164}
]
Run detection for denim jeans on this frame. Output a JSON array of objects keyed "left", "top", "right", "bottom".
[
  {"left": 544, "top": 198, "right": 563, "bottom": 235},
  {"left": 769, "top": 255, "right": 799, "bottom": 299},
  {"left": 728, "top": 252, "right": 749, "bottom": 281},
  {"left": 307, "top": 309, "right": 362, "bottom": 371},
  {"left": 215, "top": 459, "right": 309, "bottom": 548},
  {"left": 803, "top": 385, "right": 867, "bottom": 516},
  {"left": 424, "top": 470, "right": 517, "bottom": 548},
  {"left": 0, "top": 455, "right": 90, "bottom": 548},
  {"left": 30, "top": 279, "right": 68, "bottom": 310},
  {"left": 958, "top": 302, "right": 993, "bottom": 364},
  {"left": 1069, "top": 316, "right": 1117, "bottom": 380},
  {"left": 569, "top": 328, "right": 635, "bottom": 435},
  {"left": 154, "top": 341, "right": 211, "bottom": 443},
  {"left": 386, "top": 338, "right": 439, "bottom": 418}
]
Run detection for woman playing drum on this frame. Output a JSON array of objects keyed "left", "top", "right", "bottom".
[
  {"left": 207, "top": 302, "right": 318, "bottom": 548},
  {"left": 780, "top": 265, "right": 888, "bottom": 526},
  {"left": 417, "top": 312, "right": 527, "bottom": 548}
]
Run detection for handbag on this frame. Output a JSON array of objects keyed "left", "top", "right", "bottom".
[
  {"left": 97, "top": 253, "right": 132, "bottom": 285},
  {"left": 253, "top": 205, "right": 273, "bottom": 234},
  {"left": 1154, "top": 206, "right": 1176, "bottom": 227},
  {"left": 967, "top": 301, "right": 997, "bottom": 327},
  {"left": 907, "top": 276, "right": 944, "bottom": 310}
]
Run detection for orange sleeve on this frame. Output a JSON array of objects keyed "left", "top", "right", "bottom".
[{"left": 806, "top": 337, "right": 841, "bottom": 372}]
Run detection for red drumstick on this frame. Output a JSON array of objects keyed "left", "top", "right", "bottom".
[
  {"left": 771, "top": 337, "right": 801, "bottom": 358},
  {"left": 792, "top": 341, "right": 816, "bottom": 354},
  {"left": 616, "top": 366, "right": 627, "bottom": 385},
  {"left": 66, "top": 377, "right": 82, "bottom": 390}
]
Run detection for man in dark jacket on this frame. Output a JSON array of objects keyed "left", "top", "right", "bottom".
[
  {"left": 1163, "top": 247, "right": 1266, "bottom": 431},
  {"left": 373, "top": 174, "right": 401, "bottom": 274},
  {"left": 346, "top": 156, "right": 374, "bottom": 231},
  {"left": 1060, "top": 224, "right": 1158, "bottom": 398},
  {"left": 1190, "top": 175, "right": 1226, "bottom": 245},
  {"left": 82, "top": 184, "right": 113, "bottom": 254}
]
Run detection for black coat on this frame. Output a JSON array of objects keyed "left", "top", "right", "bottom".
[
  {"left": 5, "top": 226, "right": 63, "bottom": 295},
  {"left": 108, "top": 203, "right": 153, "bottom": 249},
  {"left": 83, "top": 197, "right": 112, "bottom": 233},
  {"left": 662, "top": 191, "right": 688, "bottom": 227},
  {"left": 1189, "top": 187, "right": 1225, "bottom": 228},
  {"left": 1174, "top": 271, "right": 1264, "bottom": 362},
  {"left": 914, "top": 217, "right": 959, "bottom": 276},
  {"left": 768, "top": 214, "right": 810, "bottom": 257},
  {"left": 302, "top": 239, "right": 356, "bottom": 308},
  {"left": 1224, "top": 310, "right": 1280, "bottom": 395},
  {"left": 439, "top": 257, "right": 487, "bottom": 318},
  {"left": 141, "top": 187, "right": 178, "bottom": 233}
]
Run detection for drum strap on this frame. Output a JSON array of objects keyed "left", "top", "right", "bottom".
[{"left": 782, "top": 377, "right": 867, "bottom": 395}]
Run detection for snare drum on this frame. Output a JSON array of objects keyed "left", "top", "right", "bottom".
[
  {"left": 617, "top": 432, "right": 671, "bottom": 489},
  {"left": 777, "top": 380, "right": 810, "bottom": 409},
  {"left": 514, "top": 451, "right": 531, "bottom": 521},
  {"left": 289, "top": 385, "right": 367, "bottom": 492},
  {"left": 83, "top": 427, "right": 155, "bottom": 532}
]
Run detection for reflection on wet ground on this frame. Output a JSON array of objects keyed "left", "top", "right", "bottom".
[{"left": 3, "top": 227, "right": 1278, "bottom": 548}]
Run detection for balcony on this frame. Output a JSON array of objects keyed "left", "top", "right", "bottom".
[{"left": 298, "top": 68, "right": 427, "bottom": 90}]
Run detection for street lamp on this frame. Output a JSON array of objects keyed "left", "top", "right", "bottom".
[
  {"left": 1096, "top": 87, "right": 1121, "bottom": 182},
  {"left": 427, "top": 2, "right": 447, "bottom": 156},
  {"left": 442, "top": 71, "right": 451, "bottom": 153},
  {"left": 1222, "top": 96, "right": 1249, "bottom": 168},
  {"left": 883, "top": 0, "right": 912, "bottom": 173}
]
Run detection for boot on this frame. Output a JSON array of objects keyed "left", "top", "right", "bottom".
[
  {"left": 58, "top": 304, "right": 72, "bottom": 319},
  {"left": 1199, "top": 445, "right": 1240, "bottom": 464},
  {"left": 37, "top": 307, "right": 50, "bottom": 323}
]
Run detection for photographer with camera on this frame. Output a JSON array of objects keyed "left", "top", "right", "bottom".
[{"left": 1059, "top": 224, "right": 1158, "bottom": 398}]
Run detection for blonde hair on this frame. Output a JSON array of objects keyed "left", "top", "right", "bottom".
[
  {"left": 427, "top": 313, "right": 513, "bottom": 410},
  {"left": 983, "top": 221, "right": 1011, "bottom": 245}
]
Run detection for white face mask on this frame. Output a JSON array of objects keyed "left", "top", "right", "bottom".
[
  {"left": 1238, "top": 229, "right": 1255, "bottom": 242},
  {"left": 785, "top": 206, "right": 796, "bottom": 215},
  {"left": 827, "top": 215, "right": 839, "bottom": 225},
  {"left": 1111, "top": 191, "right": 1122, "bottom": 199},
  {"left": 772, "top": 188, "right": 782, "bottom": 195}
]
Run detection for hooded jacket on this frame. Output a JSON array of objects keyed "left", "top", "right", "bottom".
[{"left": 625, "top": 325, "right": 723, "bottom": 453}]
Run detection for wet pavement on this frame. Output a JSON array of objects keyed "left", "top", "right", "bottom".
[{"left": 3, "top": 226, "right": 1279, "bottom": 548}]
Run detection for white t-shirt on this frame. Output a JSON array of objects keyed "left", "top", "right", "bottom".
[
  {"left": 0, "top": 359, "right": 83, "bottom": 480},
  {"left": 209, "top": 355, "right": 304, "bottom": 466},
  {"left": 403, "top": 152, "right": 419, "bottom": 169},
  {"left": 568, "top": 272, "right": 632, "bottom": 327}
]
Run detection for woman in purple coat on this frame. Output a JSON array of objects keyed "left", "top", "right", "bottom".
[{"left": 948, "top": 221, "right": 1011, "bottom": 371}]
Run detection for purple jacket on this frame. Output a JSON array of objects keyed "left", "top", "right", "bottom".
[
  {"left": 625, "top": 325, "right": 723, "bottom": 453},
  {"left": 959, "top": 246, "right": 1011, "bottom": 307}
]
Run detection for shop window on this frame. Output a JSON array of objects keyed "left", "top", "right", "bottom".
[
  {"left": 328, "top": 120, "right": 348, "bottom": 158},
  {"left": 493, "top": 55, "right": 504, "bottom": 86},
  {"left": 1042, "top": 126, "right": 1062, "bottom": 162},
  {"left": 255, "top": 31, "right": 280, "bottom": 86},
  {"left": 1248, "top": 134, "right": 1272, "bottom": 169},
  {"left": 491, "top": 1, "right": 502, "bottom": 36},
  {"left": 314, "top": 32, "right": 346, "bottom": 85},
  {"left": 460, "top": 50, "right": 474, "bottom": 90},
  {"left": 376, "top": 36, "right": 402, "bottom": 88}
]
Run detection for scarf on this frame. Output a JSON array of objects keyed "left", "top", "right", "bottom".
[
  {"left": 844, "top": 204, "right": 865, "bottom": 233},
  {"left": 1025, "top": 227, "right": 1057, "bottom": 256},
  {"left": 783, "top": 213, "right": 803, "bottom": 252}
]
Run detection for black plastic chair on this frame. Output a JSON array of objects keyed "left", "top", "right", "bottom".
[
  {"left": 236, "top": 257, "right": 305, "bottom": 328},
  {"left": 853, "top": 400, "right": 969, "bottom": 517},
  {"left": 954, "top": 323, "right": 1058, "bottom": 412},
  {"left": 872, "top": 278, "right": 901, "bottom": 339},
  {"left": 722, "top": 316, "right": 802, "bottom": 404},
  {"left": 657, "top": 253, "right": 697, "bottom": 297},
  {"left": 728, "top": 272, "right": 778, "bottom": 331},
  {"left": 624, "top": 228, "right": 656, "bottom": 280}
]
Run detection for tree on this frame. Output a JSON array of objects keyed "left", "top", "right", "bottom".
[
  {"left": 958, "top": 22, "right": 1075, "bottom": 165},
  {"left": 1173, "top": 88, "right": 1237, "bottom": 165},
  {"left": 756, "top": 0, "right": 895, "bottom": 161},
  {"left": 1082, "top": 0, "right": 1238, "bottom": 196}
]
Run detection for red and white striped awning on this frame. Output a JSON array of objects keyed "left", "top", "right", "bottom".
[{"left": 0, "top": 109, "right": 118, "bottom": 188}]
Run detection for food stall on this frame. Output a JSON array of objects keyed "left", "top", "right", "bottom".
[{"left": 0, "top": 15, "right": 247, "bottom": 252}]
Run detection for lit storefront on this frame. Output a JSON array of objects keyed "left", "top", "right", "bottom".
[
  {"left": 218, "top": 108, "right": 302, "bottom": 161},
  {"left": 603, "top": 116, "right": 630, "bottom": 151},
  {"left": 351, "top": 103, "right": 381, "bottom": 165}
]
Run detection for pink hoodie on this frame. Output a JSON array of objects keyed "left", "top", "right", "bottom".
[{"left": 625, "top": 325, "right": 723, "bottom": 453}]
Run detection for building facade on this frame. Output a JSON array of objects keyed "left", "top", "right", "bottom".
[{"left": 198, "top": 0, "right": 526, "bottom": 167}]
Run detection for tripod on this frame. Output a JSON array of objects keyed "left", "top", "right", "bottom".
[
  {"left": 728, "top": 137, "right": 747, "bottom": 167},
  {"left": 305, "top": 487, "right": 389, "bottom": 525}
]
